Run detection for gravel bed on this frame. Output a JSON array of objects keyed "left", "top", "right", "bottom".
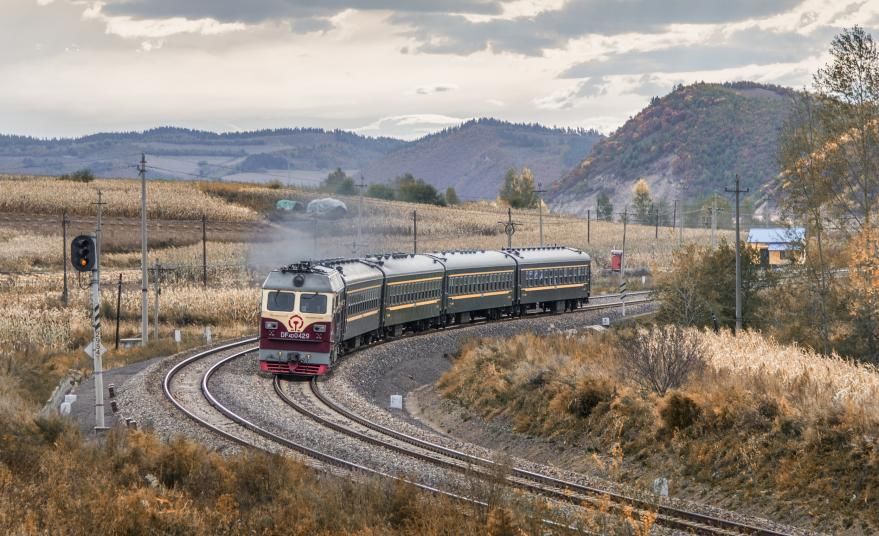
[{"left": 322, "top": 304, "right": 809, "bottom": 535}]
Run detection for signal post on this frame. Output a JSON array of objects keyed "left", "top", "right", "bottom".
[{"left": 71, "top": 192, "right": 108, "bottom": 431}]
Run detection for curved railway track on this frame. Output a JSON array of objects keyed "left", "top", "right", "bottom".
[{"left": 161, "top": 296, "right": 789, "bottom": 535}]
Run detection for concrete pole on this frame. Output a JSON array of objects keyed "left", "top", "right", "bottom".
[
  {"left": 93, "top": 189, "right": 105, "bottom": 431},
  {"left": 62, "top": 209, "right": 69, "bottom": 307},
  {"left": 711, "top": 192, "right": 717, "bottom": 250},
  {"left": 139, "top": 153, "right": 149, "bottom": 346},
  {"left": 154, "top": 260, "right": 161, "bottom": 342}
]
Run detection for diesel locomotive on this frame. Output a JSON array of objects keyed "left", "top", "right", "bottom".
[{"left": 258, "top": 246, "right": 591, "bottom": 376}]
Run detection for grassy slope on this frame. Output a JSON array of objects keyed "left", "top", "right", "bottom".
[{"left": 439, "top": 330, "right": 878, "bottom": 534}]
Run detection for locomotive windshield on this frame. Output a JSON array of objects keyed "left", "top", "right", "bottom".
[
  {"left": 300, "top": 293, "right": 327, "bottom": 314},
  {"left": 266, "top": 291, "right": 295, "bottom": 312}
]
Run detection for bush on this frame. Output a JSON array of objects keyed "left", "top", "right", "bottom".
[
  {"left": 622, "top": 325, "right": 705, "bottom": 394},
  {"left": 660, "top": 393, "right": 701, "bottom": 431},
  {"left": 58, "top": 169, "right": 94, "bottom": 182},
  {"left": 366, "top": 183, "right": 395, "bottom": 200}
]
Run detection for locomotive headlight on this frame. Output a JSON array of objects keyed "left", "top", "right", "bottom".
[
  {"left": 313, "top": 324, "right": 326, "bottom": 333},
  {"left": 264, "top": 321, "right": 278, "bottom": 330}
]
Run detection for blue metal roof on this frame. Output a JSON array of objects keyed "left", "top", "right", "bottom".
[{"left": 747, "top": 227, "right": 805, "bottom": 244}]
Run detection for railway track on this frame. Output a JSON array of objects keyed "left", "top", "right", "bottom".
[{"left": 160, "top": 295, "right": 787, "bottom": 535}]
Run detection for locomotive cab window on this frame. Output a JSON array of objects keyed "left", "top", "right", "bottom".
[
  {"left": 300, "top": 293, "right": 327, "bottom": 314},
  {"left": 267, "top": 291, "right": 295, "bottom": 312}
]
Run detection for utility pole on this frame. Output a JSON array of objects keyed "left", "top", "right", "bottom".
[
  {"left": 201, "top": 214, "right": 207, "bottom": 287},
  {"left": 412, "top": 210, "right": 417, "bottom": 254},
  {"left": 533, "top": 182, "right": 546, "bottom": 246},
  {"left": 61, "top": 209, "right": 69, "bottom": 306},
  {"left": 356, "top": 175, "right": 366, "bottom": 255},
  {"left": 115, "top": 273, "right": 122, "bottom": 350},
  {"left": 620, "top": 206, "right": 628, "bottom": 317},
  {"left": 678, "top": 197, "right": 684, "bottom": 245},
  {"left": 672, "top": 199, "right": 677, "bottom": 237},
  {"left": 138, "top": 153, "right": 148, "bottom": 346},
  {"left": 655, "top": 208, "right": 659, "bottom": 239},
  {"left": 92, "top": 190, "right": 107, "bottom": 431},
  {"left": 711, "top": 192, "right": 717, "bottom": 250},
  {"left": 312, "top": 215, "right": 318, "bottom": 257},
  {"left": 586, "top": 209, "right": 591, "bottom": 244},
  {"left": 498, "top": 207, "right": 521, "bottom": 249},
  {"left": 725, "top": 175, "right": 749, "bottom": 334},
  {"left": 154, "top": 260, "right": 161, "bottom": 341}
]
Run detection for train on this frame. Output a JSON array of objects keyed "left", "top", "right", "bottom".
[{"left": 258, "top": 246, "right": 591, "bottom": 376}]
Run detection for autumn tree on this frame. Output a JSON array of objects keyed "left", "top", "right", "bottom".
[
  {"left": 322, "top": 168, "right": 355, "bottom": 195},
  {"left": 632, "top": 178, "right": 653, "bottom": 223},
  {"left": 499, "top": 167, "right": 538, "bottom": 209}
]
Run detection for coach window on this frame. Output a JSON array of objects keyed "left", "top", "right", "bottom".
[
  {"left": 300, "top": 293, "right": 327, "bottom": 314},
  {"left": 267, "top": 291, "right": 295, "bottom": 312}
]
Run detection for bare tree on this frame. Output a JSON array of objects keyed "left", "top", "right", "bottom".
[{"left": 622, "top": 326, "right": 705, "bottom": 395}]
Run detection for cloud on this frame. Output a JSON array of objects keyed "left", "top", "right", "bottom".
[
  {"left": 415, "top": 84, "right": 458, "bottom": 95},
  {"left": 393, "top": 0, "right": 805, "bottom": 56},
  {"left": 354, "top": 114, "right": 467, "bottom": 139},
  {"left": 628, "top": 74, "right": 672, "bottom": 97},
  {"left": 534, "top": 77, "right": 608, "bottom": 109},
  {"left": 560, "top": 26, "right": 835, "bottom": 78},
  {"left": 99, "top": 0, "right": 504, "bottom": 24}
]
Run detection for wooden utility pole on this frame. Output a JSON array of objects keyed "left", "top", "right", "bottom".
[
  {"left": 115, "top": 273, "right": 122, "bottom": 350},
  {"left": 154, "top": 260, "right": 161, "bottom": 341},
  {"left": 672, "top": 199, "right": 677, "bottom": 238},
  {"left": 711, "top": 193, "right": 717, "bottom": 250},
  {"left": 533, "top": 182, "right": 546, "bottom": 246},
  {"left": 62, "top": 209, "right": 69, "bottom": 306},
  {"left": 586, "top": 209, "right": 591, "bottom": 244},
  {"left": 498, "top": 207, "right": 521, "bottom": 249},
  {"left": 412, "top": 210, "right": 417, "bottom": 254},
  {"left": 201, "top": 214, "right": 207, "bottom": 287},
  {"left": 725, "top": 175, "right": 749, "bottom": 334}
]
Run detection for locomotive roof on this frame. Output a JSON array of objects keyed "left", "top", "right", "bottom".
[
  {"left": 317, "top": 258, "right": 384, "bottom": 287},
  {"left": 364, "top": 253, "right": 444, "bottom": 278},
  {"left": 502, "top": 245, "right": 591, "bottom": 266},
  {"left": 262, "top": 264, "right": 344, "bottom": 293},
  {"left": 426, "top": 249, "right": 516, "bottom": 271}
]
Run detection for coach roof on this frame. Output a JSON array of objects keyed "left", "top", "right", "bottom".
[
  {"left": 502, "top": 245, "right": 590, "bottom": 266},
  {"left": 365, "top": 253, "right": 444, "bottom": 279},
  {"left": 318, "top": 258, "right": 384, "bottom": 287},
  {"left": 426, "top": 249, "right": 516, "bottom": 272}
]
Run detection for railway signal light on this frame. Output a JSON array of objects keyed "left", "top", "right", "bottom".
[{"left": 71, "top": 234, "right": 96, "bottom": 272}]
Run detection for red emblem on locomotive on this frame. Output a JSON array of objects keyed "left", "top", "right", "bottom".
[{"left": 288, "top": 314, "right": 304, "bottom": 332}]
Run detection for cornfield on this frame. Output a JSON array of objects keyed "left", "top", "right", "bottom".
[{"left": 0, "top": 177, "right": 257, "bottom": 221}]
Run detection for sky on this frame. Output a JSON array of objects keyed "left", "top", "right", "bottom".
[{"left": 1, "top": 0, "right": 877, "bottom": 140}]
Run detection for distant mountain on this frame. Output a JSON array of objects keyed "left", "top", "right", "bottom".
[
  {"left": 549, "top": 82, "right": 796, "bottom": 217},
  {"left": 0, "top": 120, "right": 601, "bottom": 198},
  {"left": 363, "top": 118, "right": 602, "bottom": 199},
  {"left": 0, "top": 127, "right": 404, "bottom": 185}
]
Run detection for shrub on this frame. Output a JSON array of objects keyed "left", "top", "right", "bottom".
[
  {"left": 622, "top": 325, "right": 705, "bottom": 395},
  {"left": 660, "top": 393, "right": 701, "bottom": 431},
  {"left": 58, "top": 169, "right": 94, "bottom": 182}
]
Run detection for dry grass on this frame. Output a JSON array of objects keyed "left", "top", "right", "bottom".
[
  {"left": 0, "top": 176, "right": 257, "bottom": 221},
  {"left": 440, "top": 328, "right": 879, "bottom": 532}
]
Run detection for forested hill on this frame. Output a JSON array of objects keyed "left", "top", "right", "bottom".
[
  {"left": 549, "top": 82, "right": 795, "bottom": 216},
  {"left": 362, "top": 118, "right": 602, "bottom": 199},
  {"left": 0, "top": 120, "right": 601, "bottom": 196}
]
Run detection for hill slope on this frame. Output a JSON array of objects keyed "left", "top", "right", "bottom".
[
  {"left": 364, "top": 118, "right": 602, "bottom": 199},
  {"left": 549, "top": 82, "right": 795, "bottom": 216},
  {"left": 0, "top": 119, "right": 601, "bottom": 197}
]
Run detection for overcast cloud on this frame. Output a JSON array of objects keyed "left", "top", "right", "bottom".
[{"left": 0, "top": 0, "right": 877, "bottom": 139}]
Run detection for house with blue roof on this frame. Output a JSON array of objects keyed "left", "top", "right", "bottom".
[{"left": 747, "top": 227, "right": 806, "bottom": 266}]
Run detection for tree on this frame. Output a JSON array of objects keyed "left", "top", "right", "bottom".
[
  {"left": 322, "top": 168, "right": 355, "bottom": 195},
  {"left": 366, "top": 183, "right": 395, "bottom": 200},
  {"left": 596, "top": 191, "right": 614, "bottom": 221},
  {"left": 813, "top": 25, "right": 879, "bottom": 231},
  {"left": 632, "top": 178, "right": 653, "bottom": 223},
  {"left": 621, "top": 325, "right": 706, "bottom": 396},
  {"left": 499, "top": 167, "right": 538, "bottom": 208},
  {"left": 59, "top": 168, "right": 94, "bottom": 182},
  {"left": 445, "top": 186, "right": 460, "bottom": 205},
  {"left": 656, "top": 240, "right": 773, "bottom": 329},
  {"left": 395, "top": 173, "right": 445, "bottom": 206}
]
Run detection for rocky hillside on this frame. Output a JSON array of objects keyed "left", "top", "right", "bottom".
[
  {"left": 363, "top": 118, "right": 602, "bottom": 199},
  {"left": 549, "top": 82, "right": 795, "bottom": 217}
]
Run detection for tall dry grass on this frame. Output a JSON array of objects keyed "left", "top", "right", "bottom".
[
  {"left": 440, "top": 327, "right": 879, "bottom": 531},
  {"left": 0, "top": 177, "right": 257, "bottom": 221}
]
